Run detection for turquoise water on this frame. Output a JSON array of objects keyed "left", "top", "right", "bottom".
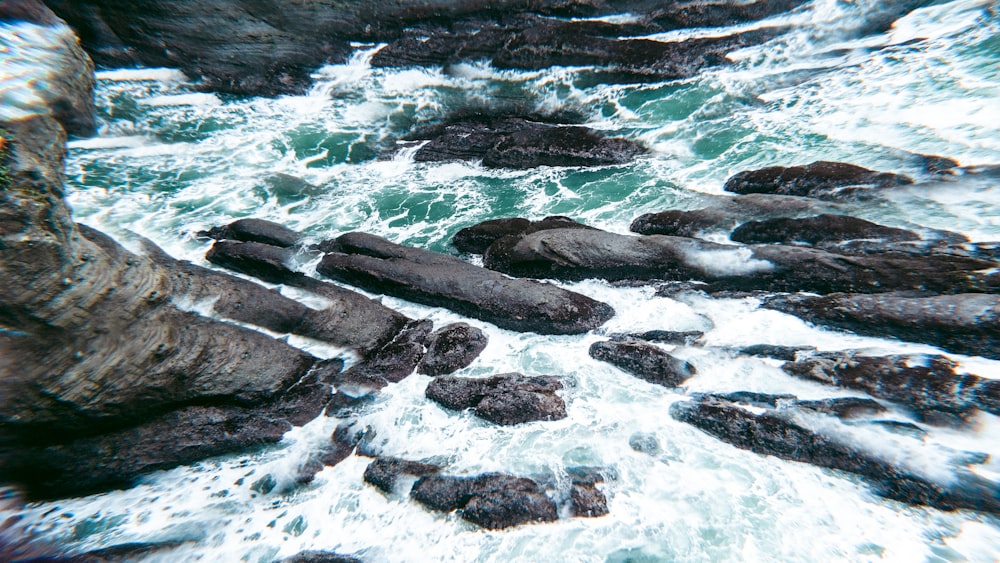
[{"left": 4, "top": 0, "right": 1000, "bottom": 561}]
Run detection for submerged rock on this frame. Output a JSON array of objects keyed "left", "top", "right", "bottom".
[
  {"left": 425, "top": 373, "right": 566, "bottom": 425},
  {"left": 589, "top": 340, "right": 696, "bottom": 387},
  {"left": 764, "top": 292, "right": 1000, "bottom": 360},
  {"left": 723, "top": 161, "right": 913, "bottom": 200},
  {"left": 317, "top": 232, "right": 615, "bottom": 335},
  {"left": 417, "top": 322, "right": 489, "bottom": 376},
  {"left": 782, "top": 352, "right": 999, "bottom": 422},
  {"left": 411, "top": 473, "right": 558, "bottom": 529},
  {"left": 671, "top": 395, "right": 1000, "bottom": 514}
]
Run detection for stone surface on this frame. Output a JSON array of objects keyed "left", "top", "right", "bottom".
[
  {"left": 363, "top": 457, "right": 442, "bottom": 494},
  {"left": 417, "top": 322, "right": 489, "bottom": 376},
  {"left": 411, "top": 473, "right": 558, "bottom": 529},
  {"left": 453, "top": 215, "right": 595, "bottom": 254},
  {"left": 723, "top": 161, "right": 913, "bottom": 200},
  {"left": 425, "top": 373, "right": 566, "bottom": 425},
  {"left": 589, "top": 340, "right": 695, "bottom": 387},
  {"left": 199, "top": 218, "right": 303, "bottom": 247},
  {"left": 729, "top": 214, "right": 920, "bottom": 247}
]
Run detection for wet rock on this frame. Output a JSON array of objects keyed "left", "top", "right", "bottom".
[
  {"left": 482, "top": 227, "right": 998, "bottom": 295},
  {"left": 670, "top": 395, "right": 1000, "bottom": 514},
  {"left": 730, "top": 214, "right": 920, "bottom": 247},
  {"left": 570, "top": 483, "right": 608, "bottom": 518},
  {"left": 417, "top": 323, "right": 489, "bottom": 376},
  {"left": 411, "top": 473, "right": 558, "bottom": 529},
  {"left": 692, "top": 391, "right": 796, "bottom": 409},
  {"left": 783, "top": 352, "right": 1000, "bottom": 421},
  {"left": 589, "top": 340, "right": 695, "bottom": 387},
  {"left": 723, "top": 161, "right": 913, "bottom": 200},
  {"left": 611, "top": 330, "right": 703, "bottom": 346},
  {"left": 279, "top": 552, "right": 363, "bottom": 563},
  {"left": 793, "top": 397, "right": 887, "bottom": 419},
  {"left": 317, "top": 232, "right": 615, "bottom": 335},
  {"left": 403, "top": 114, "right": 643, "bottom": 168},
  {"left": 199, "top": 218, "right": 303, "bottom": 248},
  {"left": 739, "top": 344, "right": 814, "bottom": 361},
  {"left": 630, "top": 194, "right": 835, "bottom": 238},
  {"left": 335, "top": 319, "right": 433, "bottom": 390},
  {"left": 321, "top": 422, "right": 369, "bottom": 467},
  {"left": 425, "top": 373, "right": 566, "bottom": 425},
  {"left": 764, "top": 292, "right": 1000, "bottom": 360},
  {"left": 629, "top": 432, "right": 661, "bottom": 454},
  {"left": 453, "top": 215, "right": 594, "bottom": 255},
  {"left": 363, "top": 457, "right": 442, "bottom": 494}
]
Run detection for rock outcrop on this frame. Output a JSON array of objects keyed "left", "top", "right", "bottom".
[
  {"left": 589, "top": 340, "right": 695, "bottom": 387},
  {"left": 411, "top": 473, "right": 558, "bottom": 529},
  {"left": 453, "top": 215, "right": 595, "bottom": 255},
  {"left": 723, "top": 161, "right": 913, "bottom": 200},
  {"left": 417, "top": 323, "right": 489, "bottom": 376},
  {"left": 426, "top": 373, "right": 567, "bottom": 425}
]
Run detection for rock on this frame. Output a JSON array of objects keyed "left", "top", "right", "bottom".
[
  {"left": 629, "top": 432, "right": 661, "bottom": 454},
  {"left": 199, "top": 218, "right": 303, "bottom": 248},
  {"left": 692, "top": 391, "right": 796, "bottom": 409},
  {"left": 481, "top": 227, "right": 998, "bottom": 294},
  {"left": 410, "top": 473, "right": 558, "bottom": 529},
  {"left": 453, "top": 215, "right": 594, "bottom": 255},
  {"left": 782, "top": 352, "right": 999, "bottom": 421},
  {"left": 738, "top": 344, "right": 814, "bottom": 361},
  {"left": 763, "top": 292, "right": 1000, "bottom": 360},
  {"left": 425, "top": 373, "right": 566, "bottom": 425},
  {"left": 279, "top": 552, "right": 363, "bottom": 563},
  {"left": 570, "top": 483, "right": 609, "bottom": 518},
  {"left": 723, "top": 161, "right": 913, "bottom": 200},
  {"left": 335, "top": 319, "right": 433, "bottom": 390},
  {"left": 729, "top": 214, "right": 920, "bottom": 247},
  {"left": 611, "top": 330, "right": 703, "bottom": 346},
  {"left": 793, "top": 397, "right": 887, "bottom": 419},
  {"left": 589, "top": 340, "right": 695, "bottom": 387},
  {"left": 417, "top": 322, "right": 489, "bottom": 376},
  {"left": 363, "top": 457, "right": 442, "bottom": 494},
  {"left": 316, "top": 232, "right": 615, "bottom": 335},
  {"left": 670, "top": 395, "right": 1000, "bottom": 514},
  {"left": 630, "top": 194, "right": 836, "bottom": 237}
]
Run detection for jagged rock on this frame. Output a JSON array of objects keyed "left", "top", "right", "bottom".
[
  {"left": 363, "top": 457, "right": 441, "bottom": 493},
  {"left": 730, "top": 214, "right": 920, "bottom": 247},
  {"left": 723, "top": 161, "right": 913, "bottom": 200},
  {"left": 425, "top": 373, "right": 566, "bottom": 425},
  {"left": 453, "top": 215, "right": 594, "bottom": 255},
  {"left": 763, "top": 292, "right": 1000, "bottom": 360},
  {"left": 782, "top": 352, "right": 999, "bottom": 422},
  {"left": 481, "top": 227, "right": 998, "bottom": 294},
  {"left": 417, "top": 322, "right": 489, "bottom": 376},
  {"left": 411, "top": 473, "right": 558, "bottom": 529},
  {"left": 401, "top": 114, "right": 642, "bottom": 168},
  {"left": 316, "top": 232, "right": 615, "bottom": 335},
  {"left": 335, "top": 319, "right": 433, "bottom": 390},
  {"left": 570, "top": 483, "right": 609, "bottom": 518},
  {"left": 589, "top": 340, "right": 695, "bottom": 387},
  {"left": 199, "top": 218, "right": 303, "bottom": 248},
  {"left": 611, "top": 330, "right": 703, "bottom": 346},
  {"left": 670, "top": 395, "right": 1000, "bottom": 514}
]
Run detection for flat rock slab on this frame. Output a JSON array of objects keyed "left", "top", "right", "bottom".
[
  {"left": 763, "top": 292, "right": 1000, "bottom": 360},
  {"left": 411, "top": 473, "right": 558, "bottom": 529},
  {"left": 425, "top": 373, "right": 566, "bottom": 425},
  {"left": 723, "top": 161, "right": 913, "bottom": 200},
  {"left": 317, "top": 232, "right": 614, "bottom": 335},
  {"left": 670, "top": 394, "right": 1000, "bottom": 514},
  {"left": 589, "top": 340, "right": 695, "bottom": 387}
]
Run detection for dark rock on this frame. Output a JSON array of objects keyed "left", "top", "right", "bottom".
[
  {"left": 482, "top": 228, "right": 998, "bottom": 294},
  {"left": 363, "top": 457, "right": 442, "bottom": 494},
  {"left": 630, "top": 194, "right": 834, "bottom": 238},
  {"left": 723, "top": 161, "right": 913, "bottom": 200},
  {"left": 730, "top": 214, "right": 920, "bottom": 247},
  {"left": 453, "top": 215, "right": 594, "bottom": 255},
  {"left": 739, "top": 344, "right": 814, "bottom": 361},
  {"left": 570, "top": 483, "right": 609, "bottom": 517},
  {"left": 693, "top": 391, "right": 796, "bottom": 409},
  {"left": 411, "top": 473, "right": 558, "bottom": 529},
  {"left": 206, "top": 239, "right": 297, "bottom": 282},
  {"left": 279, "top": 551, "right": 363, "bottom": 563},
  {"left": 425, "top": 373, "right": 566, "bottom": 425},
  {"left": 417, "top": 322, "right": 489, "bottom": 376},
  {"left": 335, "top": 319, "right": 433, "bottom": 389},
  {"left": 783, "top": 352, "right": 999, "bottom": 421},
  {"left": 321, "top": 422, "right": 368, "bottom": 467},
  {"left": 612, "top": 330, "right": 703, "bottom": 346},
  {"left": 793, "top": 397, "right": 887, "bottom": 419},
  {"left": 670, "top": 395, "right": 1000, "bottom": 514},
  {"left": 199, "top": 218, "right": 303, "bottom": 248},
  {"left": 764, "top": 292, "right": 1000, "bottom": 360},
  {"left": 589, "top": 340, "right": 695, "bottom": 387},
  {"left": 317, "top": 232, "right": 615, "bottom": 335},
  {"left": 867, "top": 420, "right": 928, "bottom": 438},
  {"left": 1, "top": 0, "right": 62, "bottom": 24}
]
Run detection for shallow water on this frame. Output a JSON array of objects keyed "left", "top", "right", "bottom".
[{"left": 3, "top": 0, "right": 1000, "bottom": 560}]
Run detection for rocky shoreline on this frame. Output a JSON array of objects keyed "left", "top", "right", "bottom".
[{"left": 2, "top": 0, "right": 999, "bottom": 559}]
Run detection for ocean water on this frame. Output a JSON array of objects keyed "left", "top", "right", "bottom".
[{"left": 3, "top": 0, "right": 1000, "bottom": 561}]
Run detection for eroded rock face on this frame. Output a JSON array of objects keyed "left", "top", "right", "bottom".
[
  {"left": 411, "top": 473, "right": 558, "bottom": 529},
  {"left": 417, "top": 322, "right": 489, "bottom": 376},
  {"left": 425, "top": 374, "right": 566, "bottom": 425},
  {"left": 723, "top": 161, "right": 913, "bottom": 200},
  {"left": 589, "top": 340, "right": 695, "bottom": 387},
  {"left": 317, "top": 232, "right": 615, "bottom": 335},
  {"left": 670, "top": 394, "right": 1000, "bottom": 514}
]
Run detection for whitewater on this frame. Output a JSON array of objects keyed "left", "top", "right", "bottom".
[{"left": 3, "top": 0, "right": 1000, "bottom": 561}]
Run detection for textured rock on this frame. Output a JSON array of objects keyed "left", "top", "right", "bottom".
[
  {"left": 417, "top": 322, "right": 489, "bottom": 376},
  {"left": 199, "top": 218, "right": 302, "bottom": 247},
  {"left": 589, "top": 340, "right": 695, "bottom": 387},
  {"left": 279, "top": 552, "right": 363, "bottom": 563},
  {"left": 723, "top": 161, "right": 913, "bottom": 200},
  {"left": 425, "top": 373, "right": 566, "bottom": 425},
  {"left": 335, "top": 319, "right": 433, "bottom": 390},
  {"left": 363, "top": 457, "right": 442, "bottom": 494},
  {"left": 317, "top": 232, "right": 615, "bottom": 335},
  {"left": 411, "top": 473, "right": 558, "bottom": 529},
  {"left": 729, "top": 214, "right": 920, "bottom": 247},
  {"left": 453, "top": 215, "right": 595, "bottom": 254}
]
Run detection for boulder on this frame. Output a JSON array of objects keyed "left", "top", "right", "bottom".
[
  {"left": 334, "top": 319, "right": 433, "bottom": 390},
  {"left": 729, "top": 214, "right": 920, "bottom": 247},
  {"left": 589, "top": 340, "right": 695, "bottom": 387},
  {"left": 764, "top": 292, "right": 1000, "bottom": 360},
  {"left": 411, "top": 473, "right": 558, "bottom": 529},
  {"left": 425, "top": 373, "right": 566, "bottom": 425},
  {"left": 199, "top": 218, "right": 303, "bottom": 247},
  {"left": 417, "top": 322, "right": 489, "bottom": 376},
  {"left": 723, "top": 161, "right": 913, "bottom": 200},
  {"left": 630, "top": 194, "right": 837, "bottom": 238},
  {"left": 316, "top": 232, "right": 615, "bottom": 335},
  {"left": 782, "top": 352, "right": 999, "bottom": 422},
  {"left": 363, "top": 457, "right": 442, "bottom": 494},
  {"left": 670, "top": 394, "right": 1000, "bottom": 514},
  {"left": 453, "top": 215, "right": 594, "bottom": 254},
  {"left": 738, "top": 344, "right": 814, "bottom": 361}
]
